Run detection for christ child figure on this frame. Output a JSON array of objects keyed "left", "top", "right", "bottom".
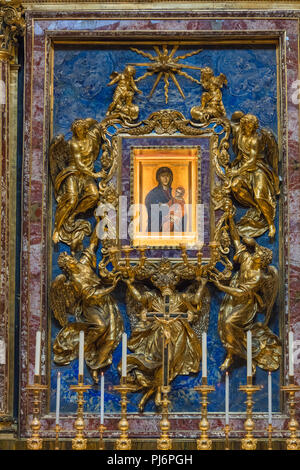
[{"left": 162, "top": 186, "right": 186, "bottom": 233}]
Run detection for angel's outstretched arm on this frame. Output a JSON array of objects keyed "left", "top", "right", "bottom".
[
  {"left": 91, "top": 276, "right": 120, "bottom": 301},
  {"left": 107, "top": 74, "right": 120, "bottom": 86},
  {"left": 192, "top": 278, "right": 207, "bottom": 305},
  {"left": 124, "top": 279, "right": 147, "bottom": 305}
]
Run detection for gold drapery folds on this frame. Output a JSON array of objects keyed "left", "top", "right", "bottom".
[{"left": 0, "top": 0, "right": 25, "bottom": 62}]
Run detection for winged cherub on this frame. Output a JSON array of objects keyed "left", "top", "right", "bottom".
[
  {"left": 50, "top": 228, "right": 123, "bottom": 382},
  {"left": 106, "top": 65, "right": 142, "bottom": 122},
  {"left": 191, "top": 67, "right": 227, "bottom": 122}
]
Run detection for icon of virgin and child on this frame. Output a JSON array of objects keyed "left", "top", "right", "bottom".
[{"left": 145, "top": 166, "right": 187, "bottom": 233}]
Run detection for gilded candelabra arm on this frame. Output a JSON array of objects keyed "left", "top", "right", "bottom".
[
  {"left": 206, "top": 241, "right": 220, "bottom": 272},
  {"left": 137, "top": 247, "right": 146, "bottom": 267},
  {"left": 180, "top": 244, "right": 189, "bottom": 265},
  {"left": 106, "top": 246, "right": 120, "bottom": 270}
]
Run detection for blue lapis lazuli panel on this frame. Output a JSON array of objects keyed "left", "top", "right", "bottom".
[{"left": 50, "top": 44, "right": 280, "bottom": 414}]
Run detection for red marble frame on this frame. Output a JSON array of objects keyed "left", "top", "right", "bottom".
[{"left": 19, "top": 10, "right": 300, "bottom": 438}]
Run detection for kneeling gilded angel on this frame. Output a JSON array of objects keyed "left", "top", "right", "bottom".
[{"left": 50, "top": 230, "right": 123, "bottom": 382}]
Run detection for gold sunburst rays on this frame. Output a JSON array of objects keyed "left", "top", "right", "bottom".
[{"left": 129, "top": 45, "right": 203, "bottom": 103}]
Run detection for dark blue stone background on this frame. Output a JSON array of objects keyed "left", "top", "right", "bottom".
[{"left": 51, "top": 44, "right": 280, "bottom": 415}]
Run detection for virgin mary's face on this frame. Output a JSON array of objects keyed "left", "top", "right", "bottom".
[{"left": 159, "top": 172, "right": 171, "bottom": 187}]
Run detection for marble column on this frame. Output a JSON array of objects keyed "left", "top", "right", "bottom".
[{"left": 0, "top": 0, "right": 25, "bottom": 433}]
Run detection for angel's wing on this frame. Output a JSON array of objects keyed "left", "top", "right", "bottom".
[
  {"left": 260, "top": 265, "right": 279, "bottom": 326},
  {"left": 260, "top": 128, "right": 280, "bottom": 193},
  {"left": 125, "top": 283, "right": 153, "bottom": 331},
  {"left": 217, "top": 73, "right": 228, "bottom": 87},
  {"left": 49, "top": 274, "right": 79, "bottom": 327},
  {"left": 49, "top": 134, "right": 71, "bottom": 192},
  {"left": 185, "top": 283, "right": 211, "bottom": 341}
]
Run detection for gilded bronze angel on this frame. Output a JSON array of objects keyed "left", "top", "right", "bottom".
[
  {"left": 213, "top": 212, "right": 281, "bottom": 373},
  {"left": 50, "top": 118, "right": 105, "bottom": 253},
  {"left": 50, "top": 231, "right": 123, "bottom": 383},
  {"left": 228, "top": 111, "right": 280, "bottom": 239}
]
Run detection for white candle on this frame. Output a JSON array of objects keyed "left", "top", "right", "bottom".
[
  {"left": 79, "top": 330, "right": 84, "bottom": 377},
  {"left": 100, "top": 372, "right": 104, "bottom": 425},
  {"left": 289, "top": 331, "right": 294, "bottom": 377},
  {"left": 268, "top": 371, "right": 272, "bottom": 425},
  {"left": 34, "top": 330, "right": 41, "bottom": 376},
  {"left": 122, "top": 333, "right": 127, "bottom": 377},
  {"left": 56, "top": 372, "right": 61, "bottom": 425},
  {"left": 225, "top": 371, "right": 229, "bottom": 425},
  {"left": 202, "top": 332, "right": 207, "bottom": 378},
  {"left": 247, "top": 330, "right": 252, "bottom": 378}
]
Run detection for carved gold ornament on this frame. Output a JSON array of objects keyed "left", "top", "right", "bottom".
[{"left": 0, "top": 0, "right": 25, "bottom": 61}]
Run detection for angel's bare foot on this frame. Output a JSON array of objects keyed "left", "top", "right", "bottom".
[
  {"left": 92, "top": 370, "right": 99, "bottom": 383},
  {"left": 269, "top": 224, "right": 276, "bottom": 239},
  {"left": 220, "top": 354, "right": 233, "bottom": 371},
  {"left": 252, "top": 363, "right": 256, "bottom": 376},
  {"left": 52, "top": 230, "right": 60, "bottom": 244}
]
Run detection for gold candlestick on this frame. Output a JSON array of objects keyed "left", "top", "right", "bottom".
[
  {"left": 267, "top": 423, "right": 273, "bottom": 450},
  {"left": 54, "top": 423, "right": 61, "bottom": 450},
  {"left": 114, "top": 378, "right": 135, "bottom": 450},
  {"left": 26, "top": 375, "right": 47, "bottom": 450},
  {"left": 157, "top": 385, "right": 172, "bottom": 450},
  {"left": 195, "top": 380, "right": 215, "bottom": 450},
  {"left": 281, "top": 382, "right": 300, "bottom": 450},
  {"left": 239, "top": 379, "right": 262, "bottom": 450},
  {"left": 224, "top": 424, "right": 230, "bottom": 450},
  {"left": 70, "top": 375, "right": 92, "bottom": 450},
  {"left": 98, "top": 424, "right": 106, "bottom": 450}
]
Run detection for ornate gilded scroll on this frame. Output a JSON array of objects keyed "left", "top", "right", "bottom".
[{"left": 50, "top": 228, "right": 123, "bottom": 383}]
